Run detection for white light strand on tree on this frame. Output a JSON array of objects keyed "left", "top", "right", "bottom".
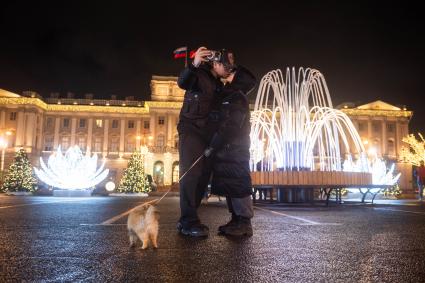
[{"left": 34, "top": 146, "right": 109, "bottom": 190}]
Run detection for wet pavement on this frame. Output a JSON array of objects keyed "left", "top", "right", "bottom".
[{"left": 0, "top": 194, "right": 425, "bottom": 282}]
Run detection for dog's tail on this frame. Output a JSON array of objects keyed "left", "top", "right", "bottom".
[{"left": 146, "top": 204, "right": 159, "bottom": 220}]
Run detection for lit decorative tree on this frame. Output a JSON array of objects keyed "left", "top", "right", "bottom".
[
  {"left": 400, "top": 133, "right": 425, "bottom": 166},
  {"left": 117, "top": 150, "right": 150, "bottom": 193},
  {"left": 1, "top": 148, "right": 37, "bottom": 192}
]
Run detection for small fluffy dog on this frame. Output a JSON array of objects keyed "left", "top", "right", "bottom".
[{"left": 127, "top": 204, "right": 159, "bottom": 249}]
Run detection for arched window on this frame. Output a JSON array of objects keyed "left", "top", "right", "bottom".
[
  {"left": 172, "top": 161, "right": 179, "bottom": 184},
  {"left": 153, "top": 161, "right": 164, "bottom": 186}
]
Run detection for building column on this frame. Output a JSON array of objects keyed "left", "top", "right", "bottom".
[
  {"left": 53, "top": 117, "right": 60, "bottom": 149},
  {"left": 395, "top": 120, "right": 400, "bottom": 159},
  {"left": 36, "top": 114, "right": 43, "bottom": 150},
  {"left": 0, "top": 110, "right": 5, "bottom": 129},
  {"left": 25, "top": 113, "right": 36, "bottom": 147},
  {"left": 145, "top": 152, "right": 154, "bottom": 176},
  {"left": 367, "top": 119, "right": 372, "bottom": 143},
  {"left": 119, "top": 119, "right": 125, "bottom": 154},
  {"left": 87, "top": 118, "right": 93, "bottom": 153},
  {"left": 15, "top": 111, "right": 25, "bottom": 147},
  {"left": 381, "top": 120, "right": 386, "bottom": 157},
  {"left": 136, "top": 120, "right": 141, "bottom": 149},
  {"left": 149, "top": 113, "right": 156, "bottom": 146},
  {"left": 164, "top": 152, "right": 173, "bottom": 185},
  {"left": 103, "top": 119, "right": 109, "bottom": 157},
  {"left": 167, "top": 114, "right": 173, "bottom": 147},
  {"left": 70, "top": 118, "right": 77, "bottom": 145}
]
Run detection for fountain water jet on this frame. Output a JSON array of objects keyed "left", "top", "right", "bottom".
[
  {"left": 250, "top": 68, "right": 400, "bottom": 195},
  {"left": 250, "top": 67, "right": 365, "bottom": 172}
]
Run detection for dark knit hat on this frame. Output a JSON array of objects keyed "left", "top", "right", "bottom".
[{"left": 210, "top": 49, "right": 236, "bottom": 72}]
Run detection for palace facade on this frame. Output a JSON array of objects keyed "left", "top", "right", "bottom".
[{"left": 0, "top": 77, "right": 414, "bottom": 194}]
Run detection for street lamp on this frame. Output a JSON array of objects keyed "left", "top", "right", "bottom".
[{"left": 0, "top": 137, "right": 8, "bottom": 171}]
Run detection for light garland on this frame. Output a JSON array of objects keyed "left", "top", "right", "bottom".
[{"left": 399, "top": 133, "right": 425, "bottom": 166}]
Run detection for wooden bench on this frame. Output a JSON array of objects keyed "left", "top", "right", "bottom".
[{"left": 250, "top": 171, "right": 377, "bottom": 205}]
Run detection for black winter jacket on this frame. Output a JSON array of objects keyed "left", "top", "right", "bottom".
[
  {"left": 210, "top": 66, "right": 256, "bottom": 198},
  {"left": 177, "top": 63, "right": 223, "bottom": 136}
]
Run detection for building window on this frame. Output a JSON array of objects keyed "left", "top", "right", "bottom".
[
  {"left": 387, "top": 123, "right": 395, "bottom": 133},
  {"left": 358, "top": 122, "right": 366, "bottom": 132},
  {"left": 109, "top": 137, "right": 119, "bottom": 152},
  {"left": 79, "top": 119, "right": 86, "bottom": 128},
  {"left": 153, "top": 161, "right": 164, "bottom": 186},
  {"left": 158, "top": 116, "right": 165, "bottom": 125},
  {"left": 95, "top": 119, "right": 103, "bottom": 128},
  {"left": 94, "top": 137, "right": 102, "bottom": 152},
  {"left": 9, "top": 112, "right": 17, "bottom": 121},
  {"left": 172, "top": 161, "right": 179, "bottom": 184},
  {"left": 156, "top": 134, "right": 165, "bottom": 147},
  {"left": 372, "top": 121, "right": 381, "bottom": 133},
  {"left": 61, "top": 136, "right": 70, "bottom": 150},
  {"left": 387, "top": 139, "right": 395, "bottom": 156},
  {"left": 63, "top": 118, "right": 70, "bottom": 128},
  {"left": 128, "top": 120, "right": 135, "bottom": 129},
  {"left": 44, "top": 136, "right": 53, "bottom": 151},
  {"left": 144, "top": 121, "right": 150, "bottom": 129},
  {"left": 126, "top": 139, "right": 135, "bottom": 152},
  {"left": 78, "top": 136, "right": 86, "bottom": 150},
  {"left": 112, "top": 120, "right": 119, "bottom": 129},
  {"left": 46, "top": 117, "right": 53, "bottom": 128}
]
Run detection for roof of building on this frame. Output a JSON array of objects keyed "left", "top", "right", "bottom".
[
  {"left": 0, "top": 89, "right": 21, "bottom": 98},
  {"left": 356, "top": 100, "right": 401, "bottom": 111}
]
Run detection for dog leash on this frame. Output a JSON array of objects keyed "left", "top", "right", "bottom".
[{"left": 151, "top": 153, "right": 205, "bottom": 205}]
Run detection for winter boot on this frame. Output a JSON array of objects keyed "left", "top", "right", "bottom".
[
  {"left": 177, "top": 221, "right": 209, "bottom": 237},
  {"left": 222, "top": 216, "right": 253, "bottom": 237},
  {"left": 218, "top": 213, "right": 238, "bottom": 234}
]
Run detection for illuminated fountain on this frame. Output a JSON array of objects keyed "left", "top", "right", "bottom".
[
  {"left": 35, "top": 146, "right": 109, "bottom": 194},
  {"left": 250, "top": 68, "right": 399, "bottom": 201}
]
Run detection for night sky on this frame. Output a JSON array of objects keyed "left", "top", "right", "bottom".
[{"left": 0, "top": 1, "right": 424, "bottom": 131}]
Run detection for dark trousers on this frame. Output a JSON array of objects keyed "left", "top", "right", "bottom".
[
  {"left": 226, "top": 196, "right": 254, "bottom": 219},
  {"left": 179, "top": 130, "right": 212, "bottom": 226},
  {"left": 418, "top": 179, "right": 424, "bottom": 200}
]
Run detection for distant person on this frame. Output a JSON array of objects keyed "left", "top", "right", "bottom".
[{"left": 416, "top": 161, "right": 425, "bottom": 200}]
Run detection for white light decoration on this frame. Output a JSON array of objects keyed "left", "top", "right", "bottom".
[
  {"left": 34, "top": 146, "right": 109, "bottom": 190},
  {"left": 343, "top": 150, "right": 401, "bottom": 193},
  {"left": 250, "top": 67, "right": 401, "bottom": 191},
  {"left": 105, "top": 181, "right": 116, "bottom": 192},
  {"left": 250, "top": 68, "right": 365, "bottom": 172}
]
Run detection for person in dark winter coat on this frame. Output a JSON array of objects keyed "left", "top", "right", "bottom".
[
  {"left": 177, "top": 47, "right": 233, "bottom": 237},
  {"left": 205, "top": 65, "right": 256, "bottom": 236}
]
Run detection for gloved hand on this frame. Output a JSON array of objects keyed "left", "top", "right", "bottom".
[{"left": 204, "top": 147, "right": 214, "bottom": 157}]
